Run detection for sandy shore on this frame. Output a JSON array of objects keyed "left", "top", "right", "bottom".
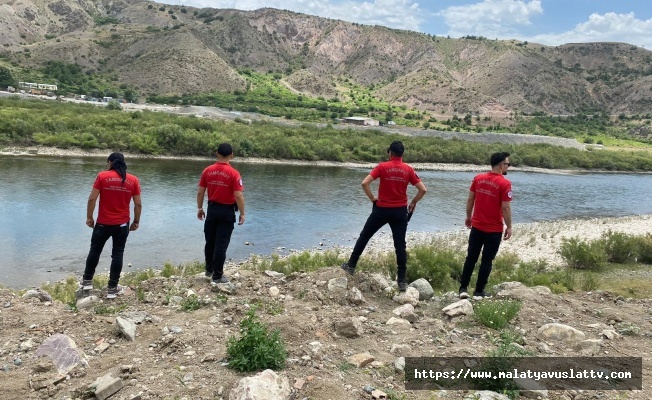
[{"left": 350, "top": 214, "right": 652, "bottom": 268}]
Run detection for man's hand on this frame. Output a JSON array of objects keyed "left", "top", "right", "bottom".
[
  {"left": 503, "top": 227, "right": 512, "bottom": 240},
  {"left": 238, "top": 213, "right": 245, "bottom": 225},
  {"left": 408, "top": 202, "right": 416, "bottom": 213},
  {"left": 464, "top": 217, "right": 472, "bottom": 229},
  {"left": 86, "top": 217, "right": 95, "bottom": 228},
  {"left": 130, "top": 222, "right": 139, "bottom": 231},
  {"left": 197, "top": 209, "right": 205, "bottom": 221}
]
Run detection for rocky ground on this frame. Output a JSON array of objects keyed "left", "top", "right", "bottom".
[{"left": 1, "top": 258, "right": 651, "bottom": 400}]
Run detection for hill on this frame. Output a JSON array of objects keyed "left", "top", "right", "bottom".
[{"left": 1, "top": 0, "right": 651, "bottom": 116}]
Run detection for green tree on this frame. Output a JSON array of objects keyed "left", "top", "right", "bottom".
[{"left": 0, "top": 66, "right": 16, "bottom": 89}]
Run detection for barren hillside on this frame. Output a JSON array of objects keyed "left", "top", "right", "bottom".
[{"left": 1, "top": 0, "right": 651, "bottom": 114}]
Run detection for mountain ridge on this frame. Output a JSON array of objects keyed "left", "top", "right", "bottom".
[{"left": 1, "top": 0, "right": 651, "bottom": 115}]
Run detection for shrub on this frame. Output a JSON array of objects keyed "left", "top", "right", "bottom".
[
  {"left": 559, "top": 237, "right": 607, "bottom": 270},
  {"left": 106, "top": 99, "right": 122, "bottom": 110},
  {"left": 404, "top": 241, "right": 463, "bottom": 291},
  {"left": 473, "top": 330, "right": 533, "bottom": 398},
  {"left": 600, "top": 230, "right": 637, "bottom": 263},
  {"left": 474, "top": 300, "right": 522, "bottom": 329},
  {"left": 226, "top": 309, "right": 287, "bottom": 372},
  {"left": 634, "top": 234, "right": 652, "bottom": 263},
  {"left": 179, "top": 295, "right": 201, "bottom": 312}
]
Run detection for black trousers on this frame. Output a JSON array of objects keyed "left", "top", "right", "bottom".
[
  {"left": 204, "top": 202, "right": 236, "bottom": 279},
  {"left": 84, "top": 223, "right": 130, "bottom": 288},
  {"left": 459, "top": 227, "right": 503, "bottom": 293},
  {"left": 348, "top": 204, "right": 408, "bottom": 283}
]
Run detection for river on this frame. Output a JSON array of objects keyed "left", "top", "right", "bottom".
[{"left": 1, "top": 155, "right": 651, "bottom": 289}]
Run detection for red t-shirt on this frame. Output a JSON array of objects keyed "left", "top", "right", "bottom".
[
  {"left": 470, "top": 172, "right": 512, "bottom": 233},
  {"left": 93, "top": 170, "right": 141, "bottom": 225},
  {"left": 199, "top": 162, "right": 244, "bottom": 204},
  {"left": 370, "top": 157, "right": 421, "bottom": 207}
]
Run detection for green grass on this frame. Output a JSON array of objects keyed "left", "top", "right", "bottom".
[{"left": 474, "top": 300, "right": 522, "bottom": 329}]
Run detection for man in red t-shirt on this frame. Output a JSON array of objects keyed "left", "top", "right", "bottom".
[
  {"left": 341, "top": 141, "right": 427, "bottom": 291},
  {"left": 197, "top": 143, "right": 245, "bottom": 285},
  {"left": 83, "top": 153, "right": 142, "bottom": 299},
  {"left": 459, "top": 152, "right": 513, "bottom": 300}
]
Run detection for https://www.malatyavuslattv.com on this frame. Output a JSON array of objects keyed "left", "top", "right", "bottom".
[{"left": 405, "top": 357, "right": 642, "bottom": 391}]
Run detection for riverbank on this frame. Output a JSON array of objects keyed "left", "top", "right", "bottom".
[{"left": 0, "top": 145, "right": 610, "bottom": 174}]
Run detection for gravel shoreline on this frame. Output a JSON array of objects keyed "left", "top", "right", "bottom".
[{"left": 0, "top": 145, "right": 602, "bottom": 174}]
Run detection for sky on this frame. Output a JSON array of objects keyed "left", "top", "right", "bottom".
[{"left": 161, "top": 0, "right": 652, "bottom": 49}]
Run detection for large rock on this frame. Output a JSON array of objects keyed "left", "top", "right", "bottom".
[
  {"left": 33, "top": 334, "right": 88, "bottom": 374},
  {"left": 327, "top": 277, "right": 348, "bottom": 292},
  {"left": 88, "top": 373, "right": 124, "bottom": 400},
  {"left": 116, "top": 317, "right": 136, "bottom": 341},
  {"left": 494, "top": 282, "right": 551, "bottom": 301},
  {"left": 537, "top": 323, "right": 585, "bottom": 344},
  {"left": 409, "top": 278, "right": 434, "bottom": 300},
  {"left": 334, "top": 317, "right": 363, "bottom": 338},
  {"left": 442, "top": 300, "right": 474, "bottom": 317},
  {"left": 229, "top": 369, "right": 291, "bottom": 400},
  {"left": 392, "top": 287, "right": 419, "bottom": 306},
  {"left": 22, "top": 288, "right": 52, "bottom": 303},
  {"left": 465, "top": 391, "right": 510, "bottom": 400},
  {"left": 392, "top": 304, "right": 417, "bottom": 322}
]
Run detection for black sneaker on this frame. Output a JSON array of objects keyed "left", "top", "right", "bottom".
[
  {"left": 204, "top": 271, "right": 212, "bottom": 278},
  {"left": 81, "top": 280, "right": 93, "bottom": 290},
  {"left": 106, "top": 285, "right": 125, "bottom": 299},
  {"left": 398, "top": 281, "right": 408, "bottom": 292},
  {"left": 472, "top": 291, "right": 491, "bottom": 300},
  {"left": 340, "top": 262, "right": 355, "bottom": 275},
  {"left": 459, "top": 288, "right": 469, "bottom": 300},
  {"left": 211, "top": 276, "right": 230, "bottom": 286}
]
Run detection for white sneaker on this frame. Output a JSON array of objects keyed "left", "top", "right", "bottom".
[{"left": 106, "top": 285, "right": 125, "bottom": 299}]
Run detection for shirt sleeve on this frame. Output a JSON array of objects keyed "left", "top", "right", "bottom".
[
  {"left": 501, "top": 181, "right": 513, "bottom": 202},
  {"left": 369, "top": 164, "right": 381, "bottom": 179},
  {"left": 409, "top": 168, "right": 421, "bottom": 185},
  {"left": 233, "top": 173, "right": 244, "bottom": 191},
  {"left": 198, "top": 170, "right": 207, "bottom": 188},
  {"left": 133, "top": 177, "right": 142, "bottom": 196},
  {"left": 92, "top": 174, "right": 102, "bottom": 190},
  {"left": 469, "top": 177, "right": 477, "bottom": 193}
]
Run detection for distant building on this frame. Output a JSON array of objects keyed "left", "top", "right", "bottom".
[
  {"left": 18, "top": 82, "right": 58, "bottom": 91},
  {"left": 342, "top": 116, "right": 380, "bottom": 126}
]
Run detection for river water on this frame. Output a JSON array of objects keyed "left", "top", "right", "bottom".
[{"left": 1, "top": 155, "right": 651, "bottom": 289}]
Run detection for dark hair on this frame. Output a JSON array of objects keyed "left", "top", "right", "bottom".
[
  {"left": 490, "top": 152, "right": 510, "bottom": 167},
  {"left": 216, "top": 143, "right": 233, "bottom": 157},
  {"left": 107, "top": 152, "right": 127, "bottom": 185},
  {"left": 387, "top": 140, "right": 404, "bottom": 156}
]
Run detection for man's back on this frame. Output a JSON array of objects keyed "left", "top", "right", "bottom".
[
  {"left": 371, "top": 158, "right": 420, "bottom": 207},
  {"left": 470, "top": 172, "right": 511, "bottom": 232}
]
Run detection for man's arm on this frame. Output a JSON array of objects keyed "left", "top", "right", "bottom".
[
  {"left": 501, "top": 201, "right": 512, "bottom": 240},
  {"left": 361, "top": 174, "right": 377, "bottom": 203},
  {"left": 130, "top": 195, "right": 142, "bottom": 231},
  {"left": 464, "top": 191, "right": 475, "bottom": 228},
  {"left": 86, "top": 188, "right": 100, "bottom": 228},
  {"left": 408, "top": 182, "right": 427, "bottom": 213},
  {"left": 196, "top": 186, "right": 206, "bottom": 220},
  {"left": 234, "top": 190, "right": 245, "bottom": 225}
]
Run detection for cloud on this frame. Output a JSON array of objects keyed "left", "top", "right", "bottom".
[
  {"left": 175, "top": 0, "right": 425, "bottom": 32},
  {"left": 528, "top": 12, "right": 652, "bottom": 48},
  {"left": 437, "top": 0, "right": 543, "bottom": 38}
]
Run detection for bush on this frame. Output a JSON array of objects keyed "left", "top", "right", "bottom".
[
  {"left": 226, "top": 309, "right": 287, "bottom": 372},
  {"left": 474, "top": 300, "right": 522, "bottom": 329},
  {"left": 600, "top": 230, "right": 637, "bottom": 263},
  {"left": 634, "top": 234, "right": 652, "bottom": 263},
  {"left": 404, "top": 241, "right": 463, "bottom": 291},
  {"left": 106, "top": 99, "right": 122, "bottom": 110},
  {"left": 559, "top": 237, "right": 607, "bottom": 270}
]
